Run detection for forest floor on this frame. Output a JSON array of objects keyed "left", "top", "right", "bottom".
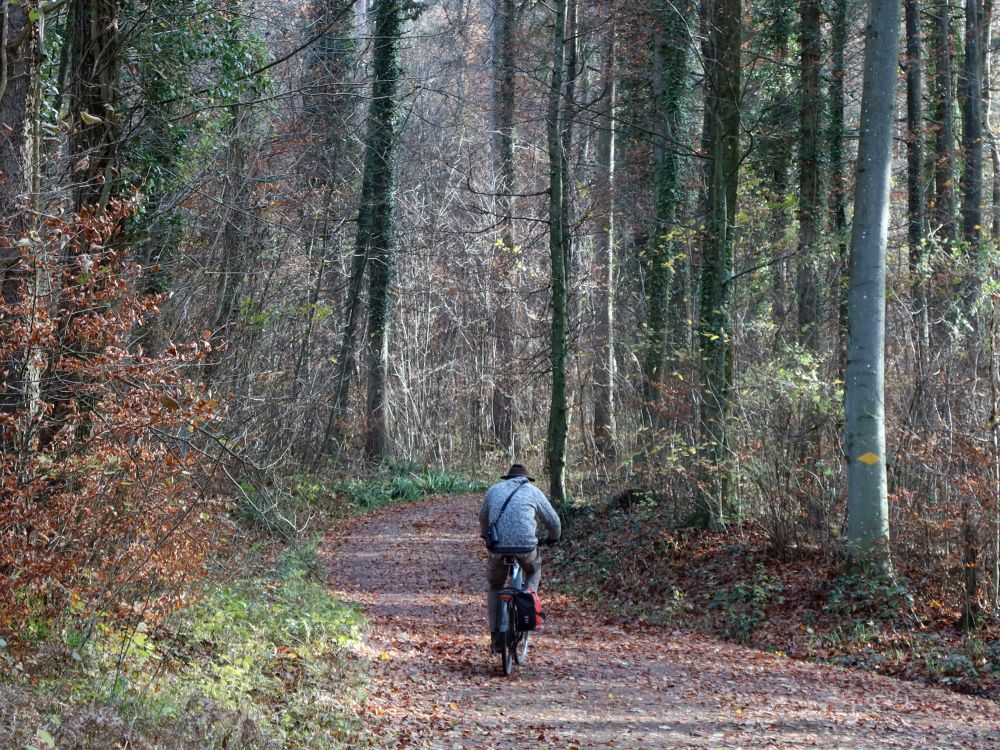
[{"left": 323, "top": 495, "right": 1000, "bottom": 749}]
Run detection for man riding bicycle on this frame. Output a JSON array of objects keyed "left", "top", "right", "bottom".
[{"left": 479, "top": 463, "right": 561, "bottom": 653}]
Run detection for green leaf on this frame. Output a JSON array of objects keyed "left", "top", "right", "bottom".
[{"left": 35, "top": 729, "right": 55, "bottom": 748}]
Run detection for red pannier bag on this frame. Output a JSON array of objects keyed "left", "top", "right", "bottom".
[{"left": 513, "top": 589, "right": 545, "bottom": 631}]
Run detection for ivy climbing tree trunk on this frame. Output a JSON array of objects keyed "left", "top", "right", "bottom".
[
  {"left": 642, "top": 0, "right": 689, "bottom": 426},
  {"left": 699, "top": 0, "right": 740, "bottom": 528},
  {"left": 361, "top": 0, "right": 404, "bottom": 462},
  {"left": 546, "top": 0, "right": 568, "bottom": 505},
  {"left": 845, "top": 0, "right": 901, "bottom": 573}
]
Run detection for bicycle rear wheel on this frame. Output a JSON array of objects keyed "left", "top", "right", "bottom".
[{"left": 502, "top": 600, "right": 516, "bottom": 676}]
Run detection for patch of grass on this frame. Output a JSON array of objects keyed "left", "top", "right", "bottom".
[{"left": 330, "top": 466, "right": 487, "bottom": 510}]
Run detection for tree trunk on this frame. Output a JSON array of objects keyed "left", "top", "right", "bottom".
[
  {"left": 489, "top": 0, "right": 517, "bottom": 453},
  {"left": 642, "top": 0, "right": 689, "bottom": 424},
  {"left": 765, "top": 1, "right": 793, "bottom": 339},
  {"left": 905, "top": 0, "right": 929, "bottom": 364},
  {"left": 546, "top": 0, "right": 568, "bottom": 505},
  {"left": 796, "top": 0, "right": 822, "bottom": 350},
  {"left": 325, "top": 239, "right": 368, "bottom": 453},
  {"left": 0, "top": 2, "right": 38, "bottom": 305},
  {"left": 211, "top": 105, "right": 250, "bottom": 342},
  {"left": 0, "top": 2, "right": 40, "bottom": 425},
  {"left": 829, "top": 0, "right": 849, "bottom": 380},
  {"left": 960, "top": 0, "right": 984, "bottom": 263},
  {"left": 361, "top": 0, "right": 404, "bottom": 462},
  {"left": 68, "top": 0, "right": 120, "bottom": 212},
  {"left": 592, "top": 19, "right": 617, "bottom": 461},
  {"left": 845, "top": 0, "right": 901, "bottom": 572},
  {"left": 698, "top": 0, "right": 740, "bottom": 528},
  {"left": 931, "top": 0, "right": 957, "bottom": 243},
  {"left": 984, "top": 0, "right": 1000, "bottom": 242}
]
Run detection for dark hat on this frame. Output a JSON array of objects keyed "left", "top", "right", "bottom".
[{"left": 501, "top": 463, "right": 534, "bottom": 481}]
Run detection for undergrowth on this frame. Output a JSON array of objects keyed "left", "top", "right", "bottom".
[
  {"left": 1, "top": 465, "right": 484, "bottom": 748},
  {"left": 0, "top": 544, "right": 368, "bottom": 749},
  {"left": 550, "top": 492, "right": 1000, "bottom": 699}
]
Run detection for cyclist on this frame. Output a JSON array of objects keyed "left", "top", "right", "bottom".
[{"left": 478, "top": 463, "right": 561, "bottom": 653}]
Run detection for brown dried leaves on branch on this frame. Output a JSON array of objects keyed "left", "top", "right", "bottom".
[{"left": 0, "top": 200, "right": 228, "bottom": 643}]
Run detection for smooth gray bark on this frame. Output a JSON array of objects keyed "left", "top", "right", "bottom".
[{"left": 845, "top": 0, "right": 901, "bottom": 570}]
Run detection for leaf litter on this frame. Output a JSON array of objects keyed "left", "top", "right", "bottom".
[{"left": 324, "top": 496, "right": 1000, "bottom": 748}]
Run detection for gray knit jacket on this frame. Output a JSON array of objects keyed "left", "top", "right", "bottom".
[{"left": 478, "top": 477, "right": 561, "bottom": 550}]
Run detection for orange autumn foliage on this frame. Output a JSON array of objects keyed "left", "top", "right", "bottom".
[{"left": 0, "top": 200, "right": 229, "bottom": 641}]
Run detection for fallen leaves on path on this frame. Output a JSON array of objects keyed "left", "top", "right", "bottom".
[{"left": 324, "top": 496, "right": 1000, "bottom": 749}]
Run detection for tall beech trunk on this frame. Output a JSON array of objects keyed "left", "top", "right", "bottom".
[
  {"left": 361, "top": 0, "right": 404, "bottom": 461},
  {"left": 796, "top": 0, "right": 822, "bottom": 350},
  {"left": 830, "top": 0, "right": 849, "bottom": 379},
  {"left": 642, "top": 0, "right": 689, "bottom": 424},
  {"left": 489, "top": 0, "right": 517, "bottom": 452},
  {"left": 546, "top": 0, "right": 568, "bottom": 505},
  {"left": 593, "top": 21, "right": 617, "bottom": 460},
  {"left": 905, "top": 0, "right": 929, "bottom": 362},
  {"left": 699, "top": 0, "right": 741, "bottom": 528},
  {"left": 931, "top": 0, "right": 957, "bottom": 243},
  {"left": 845, "top": 0, "right": 901, "bottom": 572}
]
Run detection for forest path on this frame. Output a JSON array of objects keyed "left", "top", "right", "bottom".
[{"left": 324, "top": 495, "right": 1000, "bottom": 749}]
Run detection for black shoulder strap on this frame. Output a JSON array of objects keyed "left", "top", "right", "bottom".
[{"left": 492, "top": 481, "right": 526, "bottom": 527}]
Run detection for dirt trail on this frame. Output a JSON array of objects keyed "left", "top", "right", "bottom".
[{"left": 324, "top": 496, "right": 1000, "bottom": 749}]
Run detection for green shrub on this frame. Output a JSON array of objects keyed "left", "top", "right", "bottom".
[
  {"left": 711, "top": 565, "right": 784, "bottom": 644},
  {"left": 825, "top": 570, "right": 914, "bottom": 625}
]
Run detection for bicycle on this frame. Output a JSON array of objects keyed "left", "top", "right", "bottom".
[
  {"left": 492, "top": 539, "right": 555, "bottom": 676},
  {"left": 495, "top": 552, "right": 532, "bottom": 676}
]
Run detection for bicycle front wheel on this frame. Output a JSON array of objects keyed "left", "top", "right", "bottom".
[{"left": 514, "top": 630, "right": 530, "bottom": 664}]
